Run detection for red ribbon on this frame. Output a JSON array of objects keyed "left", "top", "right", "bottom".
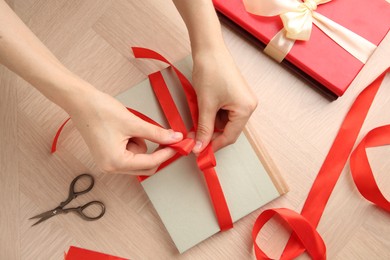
[
  {"left": 52, "top": 48, "right": 233, "bottom": 231},
  {"left": 252, "top": 67, "right": 390, "bottom": 259}
]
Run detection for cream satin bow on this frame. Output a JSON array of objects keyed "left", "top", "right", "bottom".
[{"left": 244, "top": 0, "right": 377, "bottom": 63}]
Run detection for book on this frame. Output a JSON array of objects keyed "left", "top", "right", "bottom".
[{"left": 116, "top": 56, "right": 288, "bottom": 253}]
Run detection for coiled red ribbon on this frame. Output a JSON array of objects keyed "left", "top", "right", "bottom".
[
  {"left": 52, "top": 47, "right": 233, "bottom": 231},
  {"left": 252, "top": 67, "right": 390, "bottom": 260}
]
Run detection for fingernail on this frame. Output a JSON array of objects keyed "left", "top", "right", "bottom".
[
  {"left": 194, "top": 140, "right": 203, "bottom": 152},
  {"left": 171, "top": 131, "right": 183, "bottom": 140}
]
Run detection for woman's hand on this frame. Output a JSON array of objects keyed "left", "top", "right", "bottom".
[
  {"left": 0, "top": 0, "right": 183, "bottom": 175},
  {"left": 173, "top": 0, "right": 258, "bottom": 154},
  {"left": 67, "top": 87, "right": 183, "bottom": 175},
  {"left": 192, "top": 48, "right": 258, "bottom": 154}
]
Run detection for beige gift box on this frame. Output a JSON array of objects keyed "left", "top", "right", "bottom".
[{"left": 116, "top": 56, "right": 288, "bottom": 253}]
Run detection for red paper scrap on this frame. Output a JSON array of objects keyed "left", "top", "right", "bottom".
[{"left": 64, "top": 246, "right": 128, "bottom": 260}]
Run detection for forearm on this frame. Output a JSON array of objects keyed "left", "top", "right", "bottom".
[
  {"left": 173, "top": 0, "right": 257, "bottom": 153},
  {"left": 0, "top": 0, "right": 94, "bottom": 113},
  {"left": 172, "top": 0, "right": 227, "bottom": 58}
]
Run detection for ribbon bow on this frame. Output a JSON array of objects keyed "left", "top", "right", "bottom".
[
  {"left": 243, "top": 0, "right": 377, "bottom": 63},
  {"left": 280, "top": 0, "right": 329, "bottom": 41}
]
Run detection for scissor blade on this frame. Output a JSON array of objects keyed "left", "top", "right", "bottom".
[
  {"left": 31, "top": 214, "right": 54, "bottom": 227},
  {"left": 29, "top": 209, "right": 55, "bottom": 220}
]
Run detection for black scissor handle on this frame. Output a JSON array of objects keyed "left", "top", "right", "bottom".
[
  {"left": 60, "top": 173, "right": 95, "bottom": 208},
  {"left": 69, "top": 173, "right": 94, "bottom": 198},
  {"left": 78, "top": 200, "right": 106, "bottom": 220}
]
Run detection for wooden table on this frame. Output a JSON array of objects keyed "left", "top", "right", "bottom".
[{"left": 1, "top": 0, "right": 390, "bottom": 259}]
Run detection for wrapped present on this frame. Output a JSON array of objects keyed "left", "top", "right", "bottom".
[
  {"left": 213, "top": 0, "right": 390, "bottom": 98},
  {"left": 114, "top": 48, "right": 288, "bottom": 253}
]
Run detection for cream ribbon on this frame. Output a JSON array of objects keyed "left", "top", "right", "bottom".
[{"left": 243, "top": 0, "right": 377, "bottom": 63}]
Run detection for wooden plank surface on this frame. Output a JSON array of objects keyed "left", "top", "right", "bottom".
[
  {"left": 1, "top": 0, "right": 390, "bottom": 259},
  {"left": 0, "top": 50, "right": 20, "bottom": 260}
]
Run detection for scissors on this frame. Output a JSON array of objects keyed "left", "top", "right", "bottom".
[{"left": 30, "top": 173, "right": 105, "bottom": 226}]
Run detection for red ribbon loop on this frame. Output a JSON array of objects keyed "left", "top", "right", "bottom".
[
  {"left": 132, "top": 47, "right": 199, "bottom": 126},
  {"left": 169, "top": 138, "right": 195, "bottom": 155},
  {"left": 350, "top": 125, "right": 390, "bottom": 212},
  {"left": 253, "top": 208, "right": 326, "bottom": 260}
]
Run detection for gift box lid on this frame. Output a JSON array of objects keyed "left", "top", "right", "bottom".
[
  {"left": 116, "top": 56, "right": 288, "bottom": 253},
  {"left": 213, "top": 0, "right": 390, "bottom": 97}
]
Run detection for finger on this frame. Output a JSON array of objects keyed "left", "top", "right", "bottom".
[
  {"left": 110, "top": 167, "right": 158, "bottom": 176},
  {"left": 121, "top": 147, "right": 177, "bottom": 172},
  {"left": 128, "top": 168, "right": 158, "bottom": 176},
  {"left": 189, "top": 131, "right": 221, "bottom": 143},
  {"left": 194, "top": 105, "right": 218, "bottom": 154},
  {"left": 133, "top": 120, "right": 183, "bottom": 145},
  {"left": 129, "top": 145, "right": 167, "bottom": 176},
  {"left": 212, "top": 117, "right": 248, "bottom": 152}
]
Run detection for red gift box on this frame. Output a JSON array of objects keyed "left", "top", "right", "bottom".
[{"left": 213, "top": 0, "right": 390, "bottom": 97}]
